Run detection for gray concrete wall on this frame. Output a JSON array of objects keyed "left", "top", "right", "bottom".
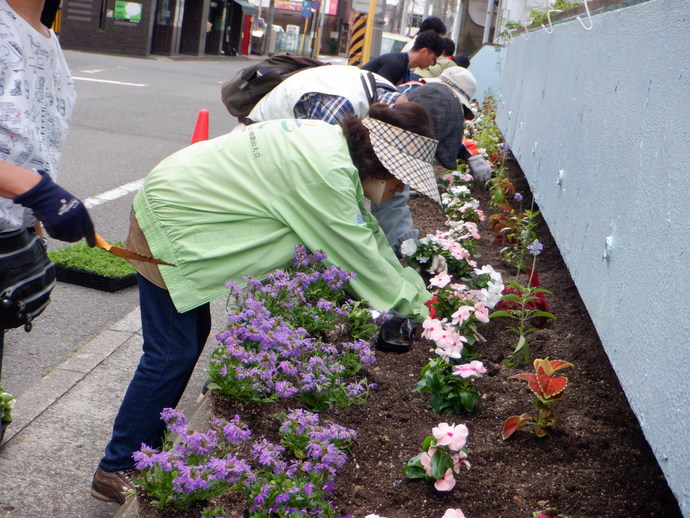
[
  {"left": 468, "top": 44, "right": 505, "bottom": 104},
  {"left": 493, "top": 0, "right": 690, "bottom": 513}
]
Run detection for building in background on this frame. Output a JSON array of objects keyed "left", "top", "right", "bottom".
[
  {"left": 57, "top": 0, "right": 502, "bottom": 59},
  {"left": 59, "top": 0, "right": 256, "bottom": 57},
  {"left": 57, "top": 0, "right": 344, "bottom": 57}
]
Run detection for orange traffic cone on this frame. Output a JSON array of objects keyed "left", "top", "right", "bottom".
[{"left": 190, "top": 109, "right": 209, "bottom": 144}]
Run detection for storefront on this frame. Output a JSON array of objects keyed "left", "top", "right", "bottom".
[{"left": 58, "top": 0, "right": 255, "bottom": 57}]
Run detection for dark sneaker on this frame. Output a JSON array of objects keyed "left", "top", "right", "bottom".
[
  {"left": 90, "top": 466, "right": 136, "bottom": 505},
  {"left": 376, "top": 311, "right": 416, "bottom": 353}
]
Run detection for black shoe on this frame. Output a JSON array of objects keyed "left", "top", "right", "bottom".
[{"left": 376, "top": 312, "right": 416, "bottom": 353}]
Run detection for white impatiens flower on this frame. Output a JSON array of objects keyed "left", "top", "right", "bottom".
[
  {"left": 450, "top": 185, "right": 470, "bottom": 196},
  {"left": 399, "top": 239, "right": 418, "bottom": 257},
  {"left": 419, "top": 233, "right": 440, "bottom": 245},
  {"left": 474, "top": 264, "right": 502, "bottom": 283},
  {"left": 481, "top": 280, "right": 504, "bottom": 309}
]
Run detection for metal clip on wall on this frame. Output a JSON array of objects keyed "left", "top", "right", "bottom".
[
  {"left": 576, "top": 0, "right": 593, "bottom": 30},
  {"left": 541, "top": 9, "right": 562, "bottom": 34}
]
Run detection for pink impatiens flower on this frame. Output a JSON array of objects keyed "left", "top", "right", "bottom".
[
  {"left": 433, "top": 422, "right": 469, "bottom": 451},
  {"left": 473, "top": 301, "right": 490, "bottom": 323},
  {"left": 452, "top": 450, "right": 471, "bottom": 472},
  {"left": 451, "top": 305, "right": 473, "bottom": 326},
  {"left": 434, "top": 328, "right": 466, "bottom": 359},
  {"left": 421, "top": 318, "right": 448, "bottom": 342},
  {"left": 442, "top": 509, "right": 467, "bottom": 518},
  {"left": 434, "top": 468, "right": 456, "bottom": 491},
  {"left": 420, "top": 447, "right": 437, "bottom": 476},
  {"left": 429, "top": 271, "right": 452, "bottom": 288},
  {"left": 452, "top": 360, "right": 487, "bottom": 379}
]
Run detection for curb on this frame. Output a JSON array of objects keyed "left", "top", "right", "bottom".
[
  {"left": 114, "top": 393, "right": 213, "bottom": 517},
  {"left": 1, "top": 308, "right": 142, "bottom": 447}
]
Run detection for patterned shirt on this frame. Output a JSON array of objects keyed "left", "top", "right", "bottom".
[
  {"left": 0, "top": 0, "right": 76, "bottom": 231},
  {"left": 293, "top": 88, "right": 402, "bottom": 124}
]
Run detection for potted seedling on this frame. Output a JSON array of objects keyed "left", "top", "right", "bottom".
[
  {"left": 47, "top": 241, "right": 137, "bottom": 292},
  {"left": 0, "top": 386, "right": 15, "bottom": 444}
]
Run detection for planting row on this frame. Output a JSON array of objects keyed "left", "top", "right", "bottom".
[{"left": 130, "top": 98, "right": 572, "bottom": 518}]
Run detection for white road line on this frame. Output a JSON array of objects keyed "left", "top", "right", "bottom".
[
  {"left": 84, "top": 179, "right": 144, "bottom": 209},
  {"left": 72, "top": 76, "right": 147, "bottom": 87}
]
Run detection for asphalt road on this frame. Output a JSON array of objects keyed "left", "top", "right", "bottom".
[{"left": 1, "top": 50, "right": 248, "bottom": 399}]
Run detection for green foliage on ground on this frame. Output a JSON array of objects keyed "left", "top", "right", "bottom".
[{"left": 48, "top": 242, "right": 137, "bottom": 277}]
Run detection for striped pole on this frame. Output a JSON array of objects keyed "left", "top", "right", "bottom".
[{"left": 347, "top": 12, "right": 367, "bottom": 66}]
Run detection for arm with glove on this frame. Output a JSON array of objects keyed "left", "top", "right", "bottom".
[
  {"left": 461, "top": 138, "right": 492, "bottom": 186},
  {"left": 3, "top": 165, "right": 95, "bottom": 245}
]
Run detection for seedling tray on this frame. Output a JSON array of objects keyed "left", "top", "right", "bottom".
[{"left": 54, "top": 265, "right": 137, "bottom": 292}]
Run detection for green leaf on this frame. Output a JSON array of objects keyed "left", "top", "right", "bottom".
[
  {"left": 489, "top": 310, "right": 513, "bottom": 318},
  {"left": 404, "top": 454, "right": 428, "bottom": 480},
  {"left": 532, "top": 311, "right": 556, "bottom": 319},
  {"left": 412, "top": 379, "right": 428, "bottom": 393},
  {"left": 515, "top": 335, "right": 527, "bottom": 351},
  {"left": 459, "top": 391, "right": 479, "bottom": 412},
  {"left": 430, "top": 450, "right": 453, "bottom": 480},
  {"left": 429, "top": 393, "right": 446, "bottom": 414},
  {"left": 404, "top": 464, "right": 428, "bottom": 480},
  {"left": 427, "top": 372, "right": 445, "bottom": 392}
]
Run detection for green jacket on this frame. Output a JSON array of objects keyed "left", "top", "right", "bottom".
[
  {"left": 133, "top": 119, "right": 431, "bottom": 320},
  {"left": 413, "top": 58, "right": 458, "bottom": 78}
]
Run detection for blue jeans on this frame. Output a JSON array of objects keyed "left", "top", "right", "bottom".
[{"left": 99, "top": 275, "right": 211, "bottom": 472}]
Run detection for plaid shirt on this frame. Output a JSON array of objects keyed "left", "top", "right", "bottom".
[
  {"left": 293, "top": 88, "right": 403, "bottom": 124},
  {"left": 293, "top": 92, "right": 356, "bottom": 124},
  {"left": 378, "top": 89, "right": 402, "bottom": 106}
]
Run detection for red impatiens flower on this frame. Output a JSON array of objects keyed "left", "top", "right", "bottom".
[{"left": 425, "top": 295, "right": 439, "bottom": 319}]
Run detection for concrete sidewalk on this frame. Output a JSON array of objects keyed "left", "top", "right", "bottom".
[{"left": 0, "top": 304, "right": 221, "bottom": 517}]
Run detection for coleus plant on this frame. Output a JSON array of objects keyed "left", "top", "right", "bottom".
[{"left": 502, "top": 358, "right": 573, "bottom": 439}]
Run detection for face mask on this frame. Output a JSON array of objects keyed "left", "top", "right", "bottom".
[{"left": 362, "top": 179, "right": 387, "bottom": 205}]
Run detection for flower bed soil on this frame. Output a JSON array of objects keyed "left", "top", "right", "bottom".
[
  {"left": 205, "top": 155, "right": 682, "bottom": 518},
  {"left": 326, "top": 156, "right": 681, "bottom": 518}
]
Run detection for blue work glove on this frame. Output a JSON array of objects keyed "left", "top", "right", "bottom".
[{"left": 14, "top": 171, "right": 96, "bottom": 246}]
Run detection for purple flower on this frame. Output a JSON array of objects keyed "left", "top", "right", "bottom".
[
  {"left": 252, "top": 439, "right": 285, "bottom": 468},
  {"left": 275, "top": 492, "right": 291, "bottom": 504},
  {"left": 221, "top": 416, "right": 252, "bottom": 444},
  {"left": 514, "top": 192, "right": 523, "bottom": 202},
  {"left": 303, "top": 482, "right": 314, "bottom": 495},
  {"left": 527, "top": 239, "right": 544, "bottom": 256}
]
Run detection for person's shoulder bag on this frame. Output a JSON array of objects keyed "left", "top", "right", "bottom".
[{"left": 0, "top": 228, "right": 56, "bottom": 332}]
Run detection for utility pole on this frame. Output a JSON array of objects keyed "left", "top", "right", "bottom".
[
  {"left": 399, "top": 0, "right": 409, "bottom": 34},
  {"left": 482, "top": 0, "right": 496, "bottom": 43},
  {"left": 450, "top": 0, "right": 462, "bottom": 46},
  {"left": 361, "top": 0, "right": 377, "bottom": 63},
  {"left": 262, "top": 0, "right": 276, "bottom": 55}
]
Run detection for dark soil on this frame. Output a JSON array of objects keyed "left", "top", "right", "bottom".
[{"left": 175, "top": 156, "right": 682, "bottom": 518}]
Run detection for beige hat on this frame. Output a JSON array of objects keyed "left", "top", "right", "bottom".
[
  {"left": 361, "top": 117, "right": 441, "bottom": 203},
  {"left": 425, "top": 67, "right": 477, "bottom": 120}
]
